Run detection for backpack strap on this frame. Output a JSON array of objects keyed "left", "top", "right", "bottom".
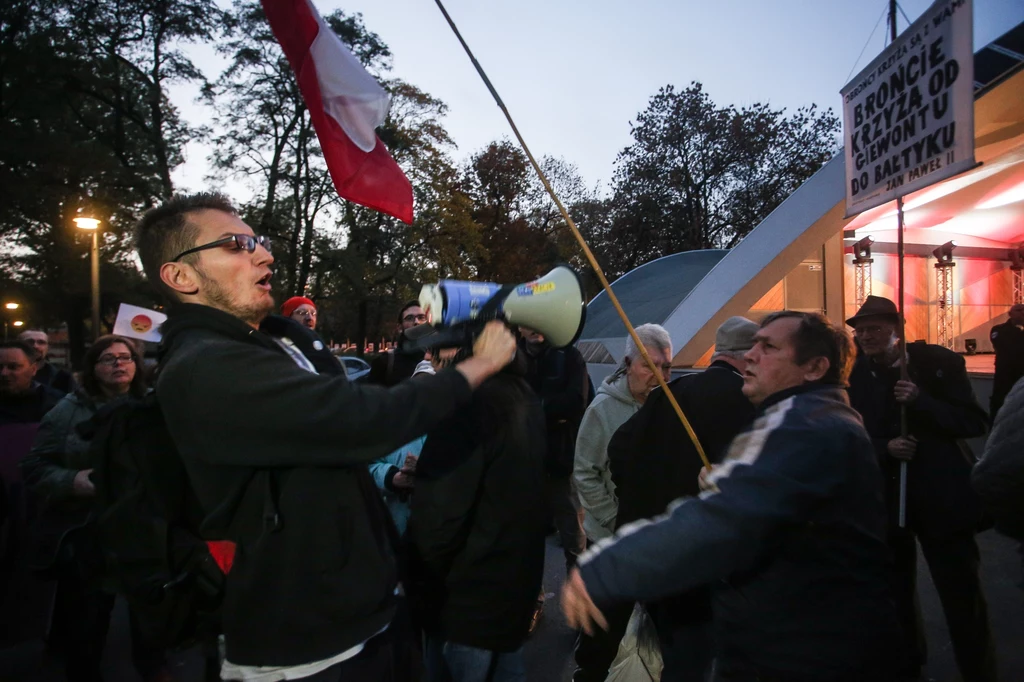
[
  {"left": 385, "top": 349, "right": 396, "bottom": 385},
  {"left": 262, "top": 470, "right": 282, "bottom": 533}
]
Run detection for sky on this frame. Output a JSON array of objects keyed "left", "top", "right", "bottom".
[{"left": 169, "top": 0, "right": 1024, "bottom": 200}]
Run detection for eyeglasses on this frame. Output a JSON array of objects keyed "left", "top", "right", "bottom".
[
  {"left": 403, "top": 314, "right": 428, "bottom": 324},
  {"left": 97, "top": 354, "right": 135, "bottom": 367},
  {"left": 293, "top": 309, "right": 317, "bottom": 318},
  {"left": 171, "top": 234, "right": 272, "bottom": 262}
]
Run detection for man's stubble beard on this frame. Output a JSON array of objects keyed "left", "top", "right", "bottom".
[{"left": 195, "top": 267, "right": 275, "bottom": 327}]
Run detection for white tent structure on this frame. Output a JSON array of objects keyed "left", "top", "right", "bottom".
[{"left": 663, "top": 24, "right": 1024, "bottom": 367}]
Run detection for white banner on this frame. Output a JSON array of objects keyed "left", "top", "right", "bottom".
[
  {"left": 112, "top": 303, "right": 167, "bottom": 343},
  {"left": 841, "top": 0, "right": 974, "bottom": 216}
]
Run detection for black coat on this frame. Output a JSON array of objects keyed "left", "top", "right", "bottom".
[
  {"left": 157, "top": 305, "right": 473, "bottom": 667},
  {"left": 34, "top": 362, "right": 78, "bottom": 396},
  {"left": 0, "top": 383, "right": 62, "bottom": 426},
  {"left": 407, "top": 353, "right": 547, "bottom": 652},
  {"left": 609, "top": 360, "right": 756, "bottom": 528},
  {"left": 524, "top": 344, "right": 589, "bottom": 476},
  {"left": 607, "top": 359, "right": 756, "bottom": 656},
  {"left": 847, "top": 342, "right": 988, "bottom": 537},
  {"left": 989, "top": 320, "right": 1024, "bottom": 418},
  {"left": 368, "top": 334, "right": 426, "bottom": 387}
]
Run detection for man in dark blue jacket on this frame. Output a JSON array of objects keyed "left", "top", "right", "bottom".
[{"left": 562, "top": 311, "right": 903, "bottom": 682}]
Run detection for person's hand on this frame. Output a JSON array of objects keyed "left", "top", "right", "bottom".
[
  {"left": 456, "top": 321, "right": 517, "bottom": 389},
  {"left": 697, "top": 465, "right": 719, "bottom": 493},
  {"left": 471, "top": 321, "right": 517, "bottom": 373},
  {"left": 402, "top": 453, "right": 418, "bottom": 472},
  {"left": 893, "top": 380, "right": 920, "bottom": 404},
  {"left": 561, "top": 568, "right": 608, "bottom": 636},
  {"left": 887, "top": 436, "right": 917, "bottom": 461},
  {"left": 73, "top": 469, "right": 95, "bottom": 496},
  {"left": 392, "top": 471, "right": 415, "bottom": 490}
]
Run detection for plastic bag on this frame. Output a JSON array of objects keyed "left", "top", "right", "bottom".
[{"left": 604, "top": 603, "right": 663, "bottom": 681}]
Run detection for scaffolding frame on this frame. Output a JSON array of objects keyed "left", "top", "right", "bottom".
[
  {"left": 935, "top": 262, "right": 956, "bottom": 350},
  {"left": 853, "top": 258, "right": 873, "bottom": 308}
]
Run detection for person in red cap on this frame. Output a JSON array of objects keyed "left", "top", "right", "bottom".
[{"left": 282, "top": 296, "right": 317, "bottom": 330}]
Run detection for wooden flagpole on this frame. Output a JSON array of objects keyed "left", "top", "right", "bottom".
[{"left": 433, "top": 0, "right": 710, "bottom": 470}]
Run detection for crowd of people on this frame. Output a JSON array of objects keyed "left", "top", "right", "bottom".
[{"left": 0, "top": 190, "right": 1022, "bottom": 682}]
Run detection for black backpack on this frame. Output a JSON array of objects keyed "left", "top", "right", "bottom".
[{"left": 81, "top": 392, "right": 225, "bottom": 649}]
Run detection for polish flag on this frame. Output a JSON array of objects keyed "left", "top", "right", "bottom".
[{"left": 261, "top": 0, "right": 413, "bottom": 224}]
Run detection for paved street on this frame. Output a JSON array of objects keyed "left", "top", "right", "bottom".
[
  {"left": 4, "top": 529, "right": 1021, "bottom": 681},
  {"left": 523, "top": 529, "right": 1024, "bottom": 682}
]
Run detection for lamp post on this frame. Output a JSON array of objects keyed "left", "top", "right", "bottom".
[
  {"left": 3, "top": 301, "right": 19, "bottom": 340},
  {"left": 74, "top": 217, "right": 101, "bottom": 341}
]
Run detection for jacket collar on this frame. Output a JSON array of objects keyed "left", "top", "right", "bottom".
[
  {"left": 708, "top": 359, "right": 744, "bottom": 377},
  {"left": 759, "top": 381, "right": 848, "bottom": 411},
  {"left": 159, "top": 303, "right": 281, "bottom": 361},
  {"left": 159, "top": 303, "right": 345, "bottom": 378}
]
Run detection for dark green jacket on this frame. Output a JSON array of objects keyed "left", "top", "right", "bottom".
[{"left": 20, "top": 390, "right": 109, "bottom": 511}]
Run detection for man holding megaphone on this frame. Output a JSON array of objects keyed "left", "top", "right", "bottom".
[{"left": 132, "top": 193, "right": 520, "bottom": 682}]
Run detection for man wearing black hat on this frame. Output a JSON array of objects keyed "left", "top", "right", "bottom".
[{"left": 845, "top": 295, "right": 995, "bottom": 682}]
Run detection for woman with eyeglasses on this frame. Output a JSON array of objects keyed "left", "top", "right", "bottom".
[{"left": 21, "top": 335, "right": 170, "bottom": 682}]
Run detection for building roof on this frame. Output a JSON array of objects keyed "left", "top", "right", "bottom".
[{"left": 580, "top": 249, "right": 727, "bottom": 359}]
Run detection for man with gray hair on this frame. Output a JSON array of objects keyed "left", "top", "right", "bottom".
[
  {"left": 572, "top": 323, "right": 671, "bottom": 682},
  {"left": 605, "top": 316, "right": 759, "bottom": 681}
]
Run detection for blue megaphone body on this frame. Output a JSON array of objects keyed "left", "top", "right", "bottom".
[
  {"left": 418, "top": 266, "right": 586, "bottom": 348},
  {"left": 421, "top": 280, "right": 505, "bottom": 327}
]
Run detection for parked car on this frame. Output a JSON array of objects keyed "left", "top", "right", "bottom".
[{"left": 339, "top": 356, "right": 372, "bottom": 382}]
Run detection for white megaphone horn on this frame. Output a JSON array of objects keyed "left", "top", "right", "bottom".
[{"left": 418, "top": 265, "right": 587, "bottom": 348}]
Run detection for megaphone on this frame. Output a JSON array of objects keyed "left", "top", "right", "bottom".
[{"left": 418, "top": 265, "right": 587, "bottom": 348}]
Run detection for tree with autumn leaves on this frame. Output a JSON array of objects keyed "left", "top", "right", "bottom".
[{"left": 1, "top": 0, "right": 839, "bottom": 358}]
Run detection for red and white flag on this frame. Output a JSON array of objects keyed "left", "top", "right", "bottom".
[{"left": 261, "top": 0, "right": 413, "bottom": 224}]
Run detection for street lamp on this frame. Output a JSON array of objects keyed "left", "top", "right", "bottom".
[
  {"left": 2, "top": 301, "right": 20, "bottom": 340},
  {"left": 74, "top": 216, "right": 102, "bottom": 341}
]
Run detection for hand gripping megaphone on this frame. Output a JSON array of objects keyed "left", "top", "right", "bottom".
[{"left": 417, "top": 265, "right": 587, "bottom": 348}]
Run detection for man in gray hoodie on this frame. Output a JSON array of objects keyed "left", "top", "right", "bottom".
[{"left": 571, "top": 323, "right": 672, "bottom": 682}]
